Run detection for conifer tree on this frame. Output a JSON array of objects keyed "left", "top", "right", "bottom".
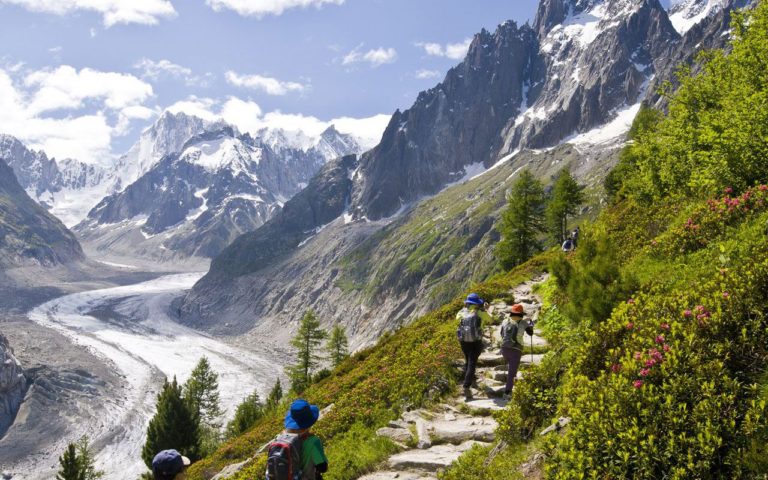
[
  {"left": 495, "top": 169, "right": 546, "bottom": 270},
  {"left": 226, "top": 391, "right": 264, "bottom": 438},
  {"left": 76, "top": 436, "right": 103, "bottom": 479},
  {"left": 57, "top": 443, "right": 83, "bottom": 480},
  {"left": 326, "top": 324, "right": 349, "bottom": 369},
  {"left": 265, "top": 379, "right": 283, "bottom": 411},
  {"left": 142, "top": 377, "right": 200, "bottom": 468},
  {"left": 184, "top": 357, "right": 223, "bottom": 456},
  {"left": 287, "top": 310, "right": 327, "bottom": 393},
  {"left": 545, "top": 168, "right": 584, "bottom": 244}
]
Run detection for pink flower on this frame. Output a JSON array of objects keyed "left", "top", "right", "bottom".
[
  {"left": 723, "top": 292, "right": 730, "bottom": 299},
  {"left": 725, "top": 187, "right": 734, "bottom": 194},
  {"left": 611, "top": 364, "right": 621, "bottom": 373},
  {"left": 660, "top": 323, "right": 670, "bottom": 330},
  {"left": 639, "top": 368, "right": 651, "bottom": 377},
  {"left": 649, "top": 349, "right": 664, "bottom": 362},
  {"left": 634, "top": 351, "right": 643, "bottom": 360},
  {"left": 695, "top": 305, "right": 706, "bottom": 313},
  {"left": 759, "top": 185, "right": 768, "bottom": 192},
  {"left": 683, "top": 309, "right": 692, "bottom": 318},
  {"left": 626, "top": 322, "right": 635, "bottom": 330},
  {"left": 644, "top": 359, "right": 656, "bottom": 368},
  {"left": 627, "top": 298, "right": 635, "bottom": 305},
  {"left": 655, "top": 335, "right": 665, "bottom": 344},
  {"left": 633, "top": 380, "right": 644, "bottom": 389},
  {"left": 663, "top": 344, "right": 671, "bottom": 352}
]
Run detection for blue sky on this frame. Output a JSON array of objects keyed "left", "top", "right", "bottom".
[{"left": 0, "top": 0, "right": 539, "bottom": 164}]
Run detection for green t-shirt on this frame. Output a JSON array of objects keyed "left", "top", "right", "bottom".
[{"left": 302, "top": 434, "right": 327, "bottom": 475}]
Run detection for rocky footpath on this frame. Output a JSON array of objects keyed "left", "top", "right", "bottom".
[
  {"left": 0, "top": 334, "right": 25, "bottom": 437},
  {"left": 356, "top": 275, "right": 551, "bottom": 479}
]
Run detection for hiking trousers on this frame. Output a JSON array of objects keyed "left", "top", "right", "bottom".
[
  {"left": 501, "top": 347, "right": 523, "bottom": 394},
  {"left": 460, "top": 341, "right": 483, "bottom": 388}
]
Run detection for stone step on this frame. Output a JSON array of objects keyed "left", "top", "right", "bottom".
[
  {"left": 429, "top": 416, "right": 498, "bottom": 444},
  {"left": 388, "top": 441, "right": 485, "bottom": 472},
  {"left": 457, "top": 397, "right": 509, "bottom": 411},
  {"left": 358, "top": 471, "right": 437, "bottom": 480}
]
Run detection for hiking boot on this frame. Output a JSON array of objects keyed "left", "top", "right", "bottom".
[
  {"left": 463, "top": 387, "right": 473, "bottom": 400},
  {"left": 503, "top": 391, "right": 512, "bottom": 401}
]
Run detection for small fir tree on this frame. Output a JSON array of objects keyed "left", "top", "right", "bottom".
[
  {"left": 56, "top": 443, "right": 84, "bottom": 480},
  {"left": 495, "top": 169, "right": 546, "bottom": 270},
  {"left": 545, "top": 168, "right": 584, "bottom": 245},
  {"left": 265, "top": 379, "right": 283, "bottom": 411},
  {"left": 226, "top": 391, "right": 264, "bottom": 438},
  {"left": 141, "top": 377, "right": 201, "bottom": 468},
  {"left": 287, "top": 310, "right": 327, "bottom": 393},
  {"left": 326, "top": 324, "right": 350, "bottom": 369},
  {"left": 184, "top": 357, "right": 223, "bottom": 455},
  {"left": 76, "top": 436, "right": 103, "bottom": 479}
]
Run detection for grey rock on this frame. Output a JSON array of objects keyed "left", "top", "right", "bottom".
[
  {"left": 377, "top": 427, "right": 414, "bottom": 443},
  {"left": 540, "top": 416, "right": 572, "bottom": 436},
  {"left": 0, "top": 335, "right": 26, "bottom": 437},
  {"left": 387, "top": 441, "right": 483, "bottom": 472},
  {"left": 211, "top": 459, "right": 252, "bottom": 480}
]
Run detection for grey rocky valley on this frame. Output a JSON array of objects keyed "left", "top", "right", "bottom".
[{"left": 0, "top": 0, "right": 752, "bottom": 477}]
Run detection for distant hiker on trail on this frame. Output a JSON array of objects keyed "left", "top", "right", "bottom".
[
  {"left": 152, "top": 450, "right": 190, "bottom": 480},
  {"left": 500, "top": 304, "right": 534, "bottom": 399},
  {"left": 457, "top": 293, "right": 487, "bottom": 400},
  {"left": 562, "top": 236, "right": 574, "bottom": 252},
  {"left": 266, "top": 399, "right": 328, "bottom": 480},
  {"left": 572, "top": 227, "right": 580, "bottom": 248}
]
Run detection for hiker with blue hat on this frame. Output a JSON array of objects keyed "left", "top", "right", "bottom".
[
  {"left": 151, "top": 449, "right": 190, "bottom": 480},
  {"left": 456, "top": 293, "right": 488, "bottom": 400},
  {"left": 266, "top": 399, "right": 328, "bottom": 480}
]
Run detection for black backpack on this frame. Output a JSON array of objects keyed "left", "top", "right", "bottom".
[
  {"left": 266, "top": 433, "right": 305, "bottom": 480},
  {"left": 457, "top": 309, "right": 482, "bottom": 343},
  {"left": 501, "top": 321, "right": 520, "bottom": 349}
]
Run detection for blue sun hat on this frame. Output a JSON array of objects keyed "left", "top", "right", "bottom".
[
  {"left": 284, "top": 399, "right": 320, "bottom": 430},
  {"left": 152, "top": 450, "right": 190, "bottom": 480},
  {"left": 465, "top": 293, "right": 485, "bottom": 306}
]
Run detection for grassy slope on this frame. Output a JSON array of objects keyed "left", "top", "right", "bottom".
[{"left": 186, "top": 254, "right": 554, "bottom": 480}]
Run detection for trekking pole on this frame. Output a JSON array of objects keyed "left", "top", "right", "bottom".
[{"left": 530, "top": 320, "right": 534, "bottom": 364}]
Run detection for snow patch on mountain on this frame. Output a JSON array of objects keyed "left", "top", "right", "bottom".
[
  {"left": 668, "top": 0, "right": 729, "bottom": 34},
  {"left": 569, "top": 102, "right": 643, "bottom": 147}
]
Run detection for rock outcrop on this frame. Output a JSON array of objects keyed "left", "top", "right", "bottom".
[{"left": 0, "top": 335, "right": 26, "bottom": 437}]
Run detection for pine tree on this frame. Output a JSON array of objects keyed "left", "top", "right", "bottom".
[
  {"left": 226, "top": 391, "right": 264, "bottom": 438},
  {"left": 495, "top": 169, "right": 546, "bottom": 270},
  {"left": 76, "top": 436, "right": 103, "bottom": 479},
  {"left": 142, "top": 377, "right": 201, "bottom": 468},
  {"left": 545, "top": 168, "right": 584, "bottom": 245},
  {"left": 184, "top": 357, "right": 223, "bottom": 428},
  {"left": 265, "top": 379, "right": 283, "bottom": 411},
  {"left": 184, "top": 357, "right": 223, "bottom": 456},
  {"left": 326, "top": 324, "right": 349, "bottom": 369},
  {"left": 287, "top": 310, "right": 327, "bottom": 393},
  {"left": 56, "top": 443, "right": 84, "bottom": 480}
]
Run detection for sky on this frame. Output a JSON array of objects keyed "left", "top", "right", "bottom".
[{"left": 0, "top": 0, "right": 539, "bottom": 165}]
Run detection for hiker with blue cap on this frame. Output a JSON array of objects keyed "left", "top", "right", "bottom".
[
  {"left": 151, "top": 449, "right": 190, "bottom": 480},
  {"left": 266, "top": 399, "right": 328, "bottom": 480},
  {"left": 456, "top": 293, "right": 488, "bottom": 400}
]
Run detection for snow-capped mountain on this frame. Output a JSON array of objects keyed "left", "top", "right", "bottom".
[
  {"left": 76, "top": 123, "right": 367, "bottom": 259},
  {"left": 668, "top": 0, "right": 729, "bottom": 33},
  {"left": 180, "top": 0, "right": 752, "bottom": 342}
]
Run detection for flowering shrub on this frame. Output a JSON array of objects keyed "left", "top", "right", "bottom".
[
  {"left": 547, "top": 247, "right": 768, "bottom": 479},
  {"left": 657, "top": 185, "right": 768, "bottom": 255}
]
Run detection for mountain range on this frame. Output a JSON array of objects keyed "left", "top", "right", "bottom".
[{"left": 178, "top": 0, "right": 750, "bottom": 345}]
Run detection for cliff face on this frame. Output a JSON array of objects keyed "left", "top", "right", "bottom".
[{"left": 0, "top": 334, "right": 26, "bottom": 437}]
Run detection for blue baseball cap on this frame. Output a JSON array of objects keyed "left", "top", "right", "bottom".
[
  {"left": 465, "top": 293, "right": 484, "bottom": 305},
  {"left": 152, "top": 450, "right": 190, "bottom": 480},
  {"left": 284, "top": 399, "right": 320, "bottom": 430}
]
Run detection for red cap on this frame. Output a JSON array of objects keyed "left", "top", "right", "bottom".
[{"left": 509, "top": 304, "right": 525, "bottom": 315}]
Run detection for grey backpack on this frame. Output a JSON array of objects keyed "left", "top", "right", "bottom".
[
  {"left": 457, "top": 309, "right": 482, "bottom": 343},
  {"left": 501, "top": 321, "right": 520, "bottom": 349}
]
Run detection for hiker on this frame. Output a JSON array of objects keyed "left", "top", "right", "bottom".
[
  {"left": 562, "top": 236, "right": 574, "bottom": 252},
  {"left": 457, "top": 293, "right": 486, "bottom": 399},
  {"left": 572, "top": 226, "right": 580, "bottom": 248},
  {"left": 500, "top": 304, "right": 534, "bottom": 399},
  {"left": 266, "top": 399, "right": 328, "bottom": 480},
  {"left": 151, "top": 450, "right": 190, "bottom": 480}
]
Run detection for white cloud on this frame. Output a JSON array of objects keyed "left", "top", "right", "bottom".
[
  {"left": 415, "top": 69, "right": 441, "bottom": 80},
  {"left": 416, "top": 38, "right": 472, "bottom": 60},
  {"left": 225, "top": 71, "right": 306, "bottom": 96},
  {"left": 134, "top": 58, "right": 199, "bottom": 84},
  {"left": 24, "top": 65, "right": 153, "bottom": 114},
  {"left": 206, "top": 0, "right": 344, "bottom": 18},
  {"left": 165, "top": 95, "right": 390, "bottom": 150},
  {"left": 342, "top": 46, "right": 398, "bottom": 67},
  {"left": 0, "top": 66, "right": 155, "bottom": 164},
  {"left": 0, "top": 0, "right": 177, "bottom": 27}
]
